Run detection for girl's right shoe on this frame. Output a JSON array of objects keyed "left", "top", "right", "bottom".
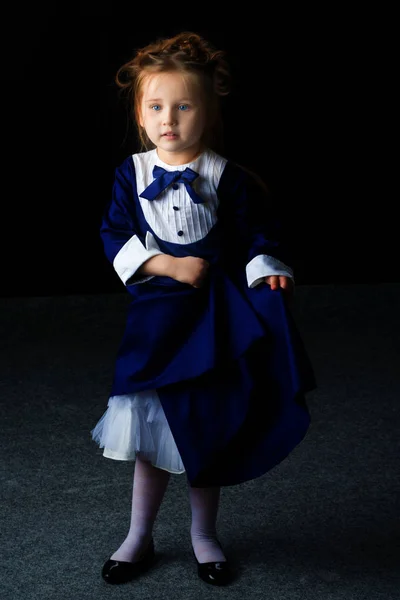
[{"left": 101, "top": 538, "right": 155, "bottom": 584}]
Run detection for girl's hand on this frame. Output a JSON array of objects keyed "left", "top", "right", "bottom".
[
  {"left": 171, "top": 256, "right": 210, "bottom": 288},
  {"left": 265, "top": 275, "right": 294, "bottom": 295}
]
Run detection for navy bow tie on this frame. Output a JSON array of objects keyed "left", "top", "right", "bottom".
[{"left": 139, "top": 165, "right": 204, "bottom": 204}]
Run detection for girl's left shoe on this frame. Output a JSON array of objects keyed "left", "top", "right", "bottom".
[{"left": 193, "top": 550, "right": 235, "bottom": 586}]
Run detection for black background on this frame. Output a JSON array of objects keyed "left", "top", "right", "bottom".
[{"left": 2, "top": 5, "right": 395, "bottom": 297}]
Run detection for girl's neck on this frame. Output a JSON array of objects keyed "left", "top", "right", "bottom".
[{"left": 155, "top": 145, "right": 205, "bottom": 167}]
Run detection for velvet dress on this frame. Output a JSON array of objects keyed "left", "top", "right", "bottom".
[{"left": 91, "top": 148, "right": 316, "bottom": 487}]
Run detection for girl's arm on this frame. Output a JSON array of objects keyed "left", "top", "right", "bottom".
[
  {"left": 219, "top": 163, "right": 294, "bottom": 290},
  {"left": 137, "top": 254, "right": 176, "bottom": 277},
  {"left": 139, "top": 255, "right": 210, "bottom": 288},
  {"left": 100, "top": 159, "right": 167, "bottom": 286},
  {"left": 101, "top": 159, "right": 209, "bottom": 288}
]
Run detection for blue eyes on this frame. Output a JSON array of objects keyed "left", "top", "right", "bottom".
[{"left": 150, "top": 104, "right": 189, "bottom": 111}]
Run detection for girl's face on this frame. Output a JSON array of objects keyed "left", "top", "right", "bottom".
[{"left": 138, "top": 71, "right": 207, "bottom": 165}]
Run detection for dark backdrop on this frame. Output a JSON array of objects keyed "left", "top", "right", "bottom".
[{"left": 2, "top": 6, "right": 394, "bottom": 298}]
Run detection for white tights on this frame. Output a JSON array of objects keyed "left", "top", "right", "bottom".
[{"left": 110, "top": 456, "right": 226, "bottom": 564}]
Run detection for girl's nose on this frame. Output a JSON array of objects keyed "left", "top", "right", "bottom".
[{"left": 163, "top": 110, "right": 177, "bottom": 126}]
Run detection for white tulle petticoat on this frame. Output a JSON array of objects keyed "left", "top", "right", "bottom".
[{"left": 90, "top": 390, "right": 185, "bottom": 474}]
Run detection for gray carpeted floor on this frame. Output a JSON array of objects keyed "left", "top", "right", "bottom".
[{"left": 1, "top": 283, "right": 399, "bottom": 600}]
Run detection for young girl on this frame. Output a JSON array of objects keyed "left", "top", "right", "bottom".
[{"left": 91, "top": 31, "right": 316, "bottom": 587}]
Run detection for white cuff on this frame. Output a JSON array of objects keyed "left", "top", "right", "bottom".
[
  {"left": 113, "top": 232, "right": 164, "bottom": 285},
  {"left": 246, "top": 254, "right": 294, "bottom": 288}
]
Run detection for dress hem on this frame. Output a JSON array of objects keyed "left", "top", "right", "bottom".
[{"left": 102, "top": 447, "right": 186, "bottom": 474}]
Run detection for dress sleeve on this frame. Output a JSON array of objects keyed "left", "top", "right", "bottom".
[
  {"left": 218, "top": 162, "right": 294, "bottom": 288},
  {"left": 100, "top": 158, "right": 164, "bottom": 286}
]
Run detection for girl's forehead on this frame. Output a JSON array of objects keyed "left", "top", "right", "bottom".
[{"left": 141, "top": 71, "right": 201, "bottom": 97}]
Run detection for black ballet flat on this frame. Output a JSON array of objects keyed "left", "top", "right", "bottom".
[
  {"left": 101, "top": 538, "right": 155, "bottom": 584},
  {"left": 193, "top": 547, "right": 235, "bottom": 586}
]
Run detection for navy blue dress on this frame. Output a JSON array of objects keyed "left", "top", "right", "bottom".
[{"left": 98, "top": 149, "right": 316, "bottom": 487}]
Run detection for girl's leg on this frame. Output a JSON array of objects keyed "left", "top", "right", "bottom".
[
  {"left": 110, "top": 456, "right": 170, "bottom": 562},
  {"left": 188, "top": 485, "right": 227, "bottom": 563}
]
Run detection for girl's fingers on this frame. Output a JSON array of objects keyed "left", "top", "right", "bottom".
[
  {"left": 265, "top": 275, "right": 279, "bottom": 289},
  {"left": 265, "top": 276, "right": 294, "bottom": 292},
  {"left": 280, "top": 276, "right": 292, "bottom": 289}
]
